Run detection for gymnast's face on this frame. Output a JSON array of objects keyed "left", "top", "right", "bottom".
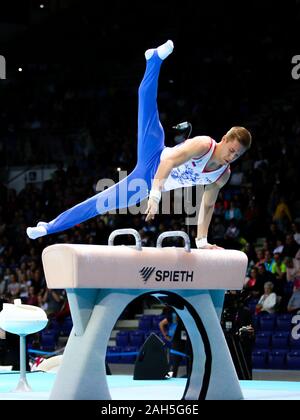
[{"left": 220, "top": 137, "right": 247, "bottom": 165}]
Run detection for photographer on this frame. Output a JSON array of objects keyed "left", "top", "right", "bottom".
[
  {"left": 222, "top": 293, "right": 255, "bottom": 379},
  {"left": 159, "top": 306, "right": 191, "bottom": 378}
]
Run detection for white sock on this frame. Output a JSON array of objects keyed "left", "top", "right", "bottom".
[
  {"left": 145, "top": 40, "right": 174, "bottom": 61},
  {"left": 37, "top": 221, "right": 48, "bottom": 228},
  {"left": 26, "top": 226, "right": 47, "bottom": 240}
]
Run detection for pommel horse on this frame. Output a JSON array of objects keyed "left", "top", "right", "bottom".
[{"left": 42, "top": 229, "right": 248, "bottom": 400}]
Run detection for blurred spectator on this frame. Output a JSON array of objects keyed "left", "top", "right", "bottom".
[
  {"left": 243, "top": 199, "right": 260, "bottom": 240},
  {"left": 229, "top": 164, "right": 244, "bottom": 186},
  {"left": 273, "top": 239, "right": 284, "bottom": 255},
  {"left": 0, "top": 256, "right": 6, "bottom": 278},
  {"left": 243, "top": 243, "right": 256, "bottom": 275},
  {"left": 39, "top": 288, "right": 65, "bottom": 318},
  {"left": 18, "top": 272, "right": 31, "bottom": 302},
  {"left": 7, "top": 273, "right": 20, "bottom": 299},
  {"left": 210, "top": 216, "right": 226, "bottom": 246},
  {"left": 261, "top": 238, "right": 273, "bottom": 253},
  {"left": 271, "top": 253, "right": 287, "bottom": 282},
  {"left": 37, "top": 293, "right": 48, "bottom": 312},
  {"left": 295, "top": 248, "right": 300, "bottom": 269},
  {"left": 244, "top": 267, "right": 260, "bottom": 299},
  {"left": 282, "top": 233, "right": 299, "bottom": 258},
  {"left": 159, "top": 306, "right": 191, "bottom": 378},
  {"left": 256, "top": 263, "right": 276, "bottom": 294},
  {"left": 285, "top": 257, "right": 300, "bottom": 283},
  {"left": 139, "top": 229, "right": 152, "bottom": 247},
  {"left": 287, "top": 280, "right": 300, "bottom": 315},
  {"left": 54, "top": 298, "right": 70, "bottom": 323},
  {"left": 272, "top": 196, "right": 292, "bottom": 232},
  {"left": 31, "top": 269, "right": 46, "bottom": 294},
  {"left": 224, "top": 202, "right": 242, "bottom": 222},
  {"left": 52, "top": 162, "right": 67, "bottom": 185},
  {"left": 291, "top": 222, "right": 300, "bottom": 246},
  {"left": 254, "top": 249, "right": 265, "bottom": 268},
  {"left": 26, "top": 286, "right": 39, "bottom": 306},
  {"left": 264, "top": 250, "right": 274, "bottom": 273},
  {"left": 266, "top": 223, "right": 284, "bottom": 250},
  {"left": 256, "top": 282, "right": 278, "bottom": 315},
  {"left": 2, "top": 268, "right": 11, "bottom": 286},
  {"left": 271, "top": 252, "right": 287, "bottom": 294},
  {"left": 224, "top": 219, "right": 240, "bottom": 249},
  {"left": 0, "top": 276, "right": 7, "bottom": 297},
  {"left": 213, "top": 191, "right": 229, "bottom": 217}
]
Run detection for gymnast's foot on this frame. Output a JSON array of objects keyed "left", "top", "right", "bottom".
[
  {"left": 37, "top": 221, "right": 48, "bottom": 229},
  {"left": 26, "top": 225, "right": 47, "bottom": 240},
  {"left": 145, "top": 40, "right": 174, "bottom": 61}
]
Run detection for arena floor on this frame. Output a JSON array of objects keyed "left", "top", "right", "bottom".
[{"left": 1, "top": 371, "right": 300, "bottom": 400}]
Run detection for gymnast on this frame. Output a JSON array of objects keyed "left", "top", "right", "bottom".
[{"left": 27, "top": 40, "right": 252, "bottom": 249}]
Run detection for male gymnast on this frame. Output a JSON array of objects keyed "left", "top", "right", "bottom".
[{"left": 27, "top": 41, "right": 252, "bottom": 249}]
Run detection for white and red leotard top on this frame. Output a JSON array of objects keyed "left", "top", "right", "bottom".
[{"left": 161, "top": 138, "right": 230, "bottom": 192}]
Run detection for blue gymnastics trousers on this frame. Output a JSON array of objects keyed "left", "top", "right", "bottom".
[{"left": 45, "top": 52, "right": 165, "bottom": 235}]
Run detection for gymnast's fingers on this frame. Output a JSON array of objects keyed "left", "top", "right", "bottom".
[
  {"left": 145, "top": 212, "right": 155, "bottom": 223},
  {"left": 213, "top": 244, "right": 225, "bottom": 250}
]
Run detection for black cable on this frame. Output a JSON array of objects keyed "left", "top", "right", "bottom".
[
  {"left": 186, "top": 123, "right": 193, "bottom": 139},
  {"left": 172, "top": 121, "right": 193, "bottom": 140}
]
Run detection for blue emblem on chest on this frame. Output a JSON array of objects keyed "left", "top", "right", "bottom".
[{"left": 170, "top": 164, "right": 201, "bottom": 185}]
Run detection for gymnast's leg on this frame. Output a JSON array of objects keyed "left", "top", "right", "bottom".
[
  {"left": 26, "top": 41, "right": 174, "bottom": 240},
  {"left": 27, "top": 165, "right": 148, "bottom": 238},
  {"left": 137, "top": 40, "right": 173, "bottom": 168}
]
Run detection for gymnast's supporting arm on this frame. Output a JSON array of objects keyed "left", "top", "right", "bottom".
[{"left": 196, "top": 169, "right": 231, "bottom": 250}]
